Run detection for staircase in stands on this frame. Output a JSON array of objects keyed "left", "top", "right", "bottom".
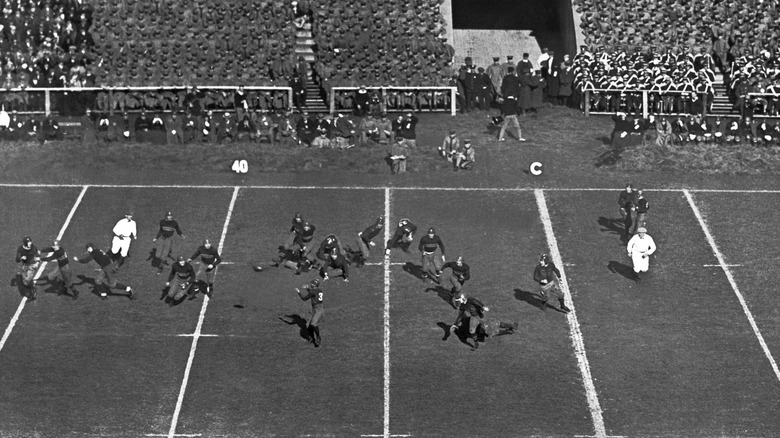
[
  {"left": 709, "top": 73, "right": 737, "bottom": 116},
  {"left": 294, "top": 21, "right": 328, "bottom": 112}
]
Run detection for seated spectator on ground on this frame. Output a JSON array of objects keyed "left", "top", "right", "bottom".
[
  {"left": 333, "top": 112, "right": 357, "bottom": 148},
  {"left": 39, "top": 113, "right": 61, "bottom": 143},
  {"left": 311, "top": 130, "right": 331, "bottom": 149},
  {"left": 388, "top": 135, "right": 410, "bottom": 174},
  {"left": 358, "top": 113, "right": 379, "bottom": 146},
  {"left": 453, "top": 140, "right": 475, "bottom": 171},
  {"left": 440, "top": 129, "right": 460, "bottom": 159}
]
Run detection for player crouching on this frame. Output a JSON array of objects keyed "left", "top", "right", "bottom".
[{"left": 164, "top": 256, "right": 196, "bottom": 305}]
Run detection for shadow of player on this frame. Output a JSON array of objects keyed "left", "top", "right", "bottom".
[
  {"left": 10, "top": 274, "right": 32, "bottom": 298},
  {"left": 598, "top": 216, "right": 629, "bottom": 243},
  {"left": 279, "top": 314, "right": 310, "bottom": 341},
  {"left": 402, "top": 262, "right": 427, "bottom": 280},
  {"left": 608, "top": 260, "right": 636, "bottom": 281},
  {"left": 436, "top": 322, "right": 474, "bottom": 349},
  {"left": 513, "top": 288, "right": 545, "bottom": 310},
  {"left": 425, "top": 286, "right": 457, "bottom": 308}
]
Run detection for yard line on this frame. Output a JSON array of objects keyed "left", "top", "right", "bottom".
[
  {"left": 684, "top": 190, "right": 780, "bottom": 382},
  {"left": 0, "top": 185, "right": 89, "bottom": 354},
  {"left": 383, "top": 187, "right": 392, "bottom": 438},
  {"left": 167, "top": 186, "right": 240, "bottom": 438},
  {"left": 534, "top": 189, "right": 607, "bottom": 438}
]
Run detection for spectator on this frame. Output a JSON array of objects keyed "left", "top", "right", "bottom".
[{"left": 388, "top": 136, "right": 410, "bottom": 174}]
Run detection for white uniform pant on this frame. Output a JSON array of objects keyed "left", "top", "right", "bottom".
[
  {"left": 631, "top": 253, "right": 649, "bottom": 273},
  {"left": 111, "top": 236, "right": 132, "bottom": 257}
]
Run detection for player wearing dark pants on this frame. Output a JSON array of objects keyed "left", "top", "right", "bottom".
[
  {"left": 450, "top": 293, "right": 488, "bottom": 350},
  {"left": 188, "top": 239, "right": 221, "bottom": 297},
  {"left": 153, "top": 211, "right": 185, "bottom": 274},
  {"left": 617, "top": 183, "right": 638, "bottom": 241},
  {"left": 314, "top": 234, "right": 344, "bottom": 269},
  {"left": 357, "top": 216, "right": 384, "bottom": 259},
  {"left": 320, "top": 249, "right": 350, "bottom": 282},
  {"left": 40, "top": 240, "right": 78, "bottom": 299},
  {"left": 74, "top": 243, "right": 134, "bottom": 300},
  {"left": 441, "top": 256, "right": 470, "bottom": 307},
  {"left": 15, "top": 236, "right": 40, "bottom": 300},
  {"left": 385, "top": 218, "right": 417, "bottom": 254},
  {"left": 283, "top": 212, "right": 305, "bottom": 250},
  {"left": 272, "top": 246, "right": 311, "bottom": 272},
  {"left": 418, "top": 227, "right": 445, "bottom": 282},
  {"left": 296, "top": 279, "right": 324, "bottom": 347},
  {"left": 533, "top": 254, "right": 569, "bottom": 313},
  {"left": 165, "top": 256, "right": 196, "bottom": 304},
  {"left": 629, "top": 189, "right": 649, "bottom": 235}
]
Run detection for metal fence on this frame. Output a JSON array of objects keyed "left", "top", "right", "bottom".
[{"left": 580, "top": 89, "right": 712, "bottom": 118}]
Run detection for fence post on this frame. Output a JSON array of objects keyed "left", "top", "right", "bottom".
[
  {"left": 108, "top": 89, "right": 114, "bottom": 116},
  {"left": 330, "top": 88, "right": 335, "bottom": 115},
  {"left": 642, "top": 91, "right": 649, "bottom": 119},
  {"left": 450, "top": 87, "right": 456, "bottom": 116},
  {"left": 584, "top": 90, "right": 590, "bottom": 116},
  {"left": 44, "top": 89, "right": 51, "bottom": 116}
]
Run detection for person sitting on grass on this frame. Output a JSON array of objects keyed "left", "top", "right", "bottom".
[
  {"left": 440, "top": 129, "right": 460, "bottom": 159},
  {"left": 453, "top": 140, "right": 475, "bottom": 171},
  {"left": 311, "top": 130, "right": 331, "bottom": 149},
  {"left": 388, "top": 135, "right": 410, "bottom": 174}
]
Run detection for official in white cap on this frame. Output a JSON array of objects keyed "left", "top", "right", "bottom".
[
  {"left": 626, "top": 227, "right": 656, "bottom": 282},
  {"left": 111, "top": 211, "right": 137, "bottom": 269}
]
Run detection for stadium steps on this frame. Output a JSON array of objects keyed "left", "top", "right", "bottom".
[
  {"left": 294, "top": 19, "right": 328, "bottom": 112},
  {"left": 710, "top": 74, "right": 738, "bottom": 116}
]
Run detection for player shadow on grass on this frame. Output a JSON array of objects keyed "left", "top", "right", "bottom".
[
  {"left": 279, "top": 314, "right": 310, "bottom": 341},
  {"left": 35, "top": 277, "right": 75, "bottom": 298},
  {"left": 425, "top": 286, "right": 458, "bottom": 309},
  {"left": 435, "top": 322, "right": 473, "bottom": 348},
  {"left": 10, "top": 274, "right": 30, "bottom": 298},
  {"left": 402, "top": 262, "right": 427, "bottom": 281},
  {"left": 513, "top": 288, "right": 546, "bottom": 310},
  {"left": 598, "top": 216, "right": 629, "bottom": 244},
  {"left": 607, "top": 261, "right": 636, "bottom": 281}
]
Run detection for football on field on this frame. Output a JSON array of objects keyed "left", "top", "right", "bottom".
[{"left": 253, "top": 265, "right": 263, "bottom": 272}]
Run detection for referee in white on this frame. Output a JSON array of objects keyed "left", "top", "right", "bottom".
[
  {"left": 627, "top": 226, "right": 656, "bottom": 283},
  {"left": 111, "top": 211, "right": 137, "bottom": 269}
]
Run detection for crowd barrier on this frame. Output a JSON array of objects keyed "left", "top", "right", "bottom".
[
  {"left": 328, "top": 86, "right": 457, "bottom": 116},
  {"left": 580, "top": 89, "right": 712, "bottom": 118},
  {"left": 0, "top": 86, "right": 294, "bottom": 116}
]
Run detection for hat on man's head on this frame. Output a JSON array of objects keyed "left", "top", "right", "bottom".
[
  {"left": 493, "top": 57, "right": 499, "bottom": 61},
  {"left": 523, "top": 53, "right": 529, "bottom": 58}
]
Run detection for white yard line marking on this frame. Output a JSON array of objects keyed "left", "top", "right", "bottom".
[
  {"left": 0, "top": 185, "right": 89, "bottom": 354},
  {"left": 684, "top": 190, "right": 780, "bottom": 382},
  {"left": 168, "top": 186, "right": 240, "bottom": 438},
  {"left": 703, "top": 264, "right": 743, "bottom": 267},
  {"left": 535, "top": 189, "right": 607, "bottom": 438},
  {"left": 361, "top": 434, "right": 411, "bottom": 437},
  {"left": 6, "top": 183, "right": 780, "bottom": 193},
  {"left": 383, "top": 187, "right": 392, "bottom": 438},
  {"left": 366, "top": 262, "right": 404, "bottom": 266}
]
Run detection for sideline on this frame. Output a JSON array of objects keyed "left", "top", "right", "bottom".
[
  {"left": 535, "top": 189, "right": 607, "bottom": 438},
  {"left": 0, "top": 185, "right": 89, "bottom": 353}
]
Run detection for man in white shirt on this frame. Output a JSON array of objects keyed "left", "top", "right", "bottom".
[
  {"left": 111, "top": 211, "right": 137, "bottom": 269},
  {"left": 0, "top": 105, "right": 9, "bottom": 130},
  {"left": 626, "top": 227, "right": 656, "bottom": 282}
]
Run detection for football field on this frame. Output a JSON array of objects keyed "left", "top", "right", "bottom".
[{"left": 0, "top": 183, "right": 778, "bottom": 438}]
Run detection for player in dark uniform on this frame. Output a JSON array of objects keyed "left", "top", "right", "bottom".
[
  {"left": 441, "top": 256, "right": 470, "bottom": 307},
  {"left": 617, "top": 183, "right": 638, "bottom": 241},
  {"left": 320, "top": 248, "right": 350, "bottom": 282},
  {"left": 533, "top": 253, "right": 569, "bottom": 313},
  {"left": 292, "top": 221, "right": 317, "bottom": 259},
  {"left": 418, "top": 227, "right": 445, "bottom": 283},
  {"left": 295, "top": 279, "right": 324, "bottom": 347},
  {"left": 40, "top": 240, "right": 78, "bottom": 299},
  {"left": 152, "top": 211, "right": 185, "bottom": 274},
  {"left": 314, "top": 234, "right": 344, "bottom": 269},
  {"left": 15, "top": 236, "right": 41, "bottom": 300},
  {"left": 385, "top": 218, "right": 417, "bottom": 254},
  {"left": 271, "top": 246, "right": 312, "bottom": 273},
  {"left": 357, "top": 216, "right": 384, "bottom": 260},
  {"left": 283, "top": 212, "right": 305, "bottom": 250},
  {"left": 188, "top": 239, "right": 221, "bottom": 297},
  {"left": 165, "top": 256, "right": 196, "bottom": 304},
  {"left": 73, "top": 243, "right": 134, "bottom": 300},
  {"left": 450, "top": 293, "right": 488, "bottom": 350},
  {"left": 630, "top": 189, "right": 649, "bottom": 235}
]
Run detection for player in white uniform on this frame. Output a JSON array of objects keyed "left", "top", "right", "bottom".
[
  {"left": 111, "top": 211, "right": 137, "bottom": 269},
  {"left": 626, "top": 227, "right": 656, "bottom": 282}
]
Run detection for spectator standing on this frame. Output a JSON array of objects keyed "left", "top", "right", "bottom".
[
  {"left": 397, "top": 112, "right": 419, "bottom": 148},
  {"left": 498, "top": 96, "right": 526, "bottom": 142},
  {"left": 486, "top": 57, "right": 505, "bottom": 100}
]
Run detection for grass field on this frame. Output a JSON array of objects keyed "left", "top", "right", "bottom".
[{"left": 1, "top": 182, "right": 779, "bottom": 438}]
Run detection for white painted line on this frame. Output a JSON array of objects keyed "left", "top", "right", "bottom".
[
  {"left": 361, "top": 434, "right": 411, "bottom": 437},
  {"left": 365, "top": 262, "right": 404, "bottom": 266},
  {"left": 0, "top": 185, "right": 89, "bottom": 354},
  {"left": 684, "top": 190, "right": 780, "bottom": 382},
  {"left": 145, "top": 434, "right": 202, "bottom": 437},
  {"left": 175, "top": 334, "right": 219, "bottom": 337},
  {"left": 6, "top": 182, "right": 780, "bottom": 194},
  {"left": 703, "top": 264, "right": 742, "bottom": 267},
  {"left": 535, "top": 189, "right": 606, "bottom": 438},
  {"left": 168, "top": 186, "right": 240, "bottom": 438},
  {"left": 383, "top": 187, "right": 392, "bottom": 438}
]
